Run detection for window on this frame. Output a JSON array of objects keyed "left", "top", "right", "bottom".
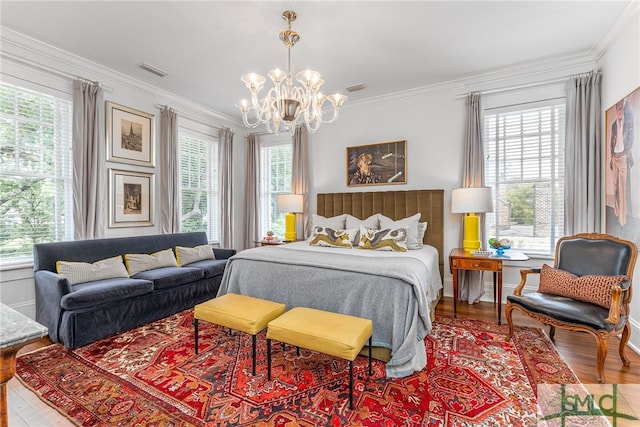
[
  {"left": 0, "top": 83, "right": 73, "bottom": 261},
  {"left": 178, "top": 130, "right": 219, "bottom": 242},
  {"left": 484, "top": 99, "right": 565, "bottom": 255},
  {"left": 259, "top": 140, "right": 292, "bottom": 238}
]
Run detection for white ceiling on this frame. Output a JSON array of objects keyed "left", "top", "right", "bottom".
[{"left": 0, "top": 1, "right": 632, "bottom": 120}]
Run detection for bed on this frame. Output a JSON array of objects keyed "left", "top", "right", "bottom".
[{"left": 218, "top": 189, "right": 444, "bottom": 377}]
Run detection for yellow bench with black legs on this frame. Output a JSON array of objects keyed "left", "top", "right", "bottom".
[
  {"left": 193, "top": 293, "right": 285, "bottom": 375},
  {"left": 266, "top": 307, "right": 373, "bottom": 410}
]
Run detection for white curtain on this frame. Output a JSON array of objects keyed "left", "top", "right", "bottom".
[
  {"left": 565, "top": 71, "right": 602, "bottom": 234},
  {"left": 292, "top": 126, "right": 310, "bottom": 239},
  {"left": 459, "top": 92, "right": 486, "bottom": 303},
  {"left": 244, "top": 133, "right": 260, "bottom": 249},
  {"left": 160, "top": 106, "right": 179, "bottom": 233},
  {"left": 219, "top": 127, "right": 234, "bottom": 248},
  {"left": 72, "top": 79, "right": 104, "bottom": 240}
]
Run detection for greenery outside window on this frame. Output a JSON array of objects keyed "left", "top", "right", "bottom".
[
  {"left": 178, "top": 130, "right": 219, "bottom": 242},
  {"left": 484, "top": 99, "right": 566, "bottom": 256},
  {"left": 259, "top": 140, "right": 292, "bottom": 239},
  {"left": 0, "top": 83, "right": 73, "bottom": 262}
]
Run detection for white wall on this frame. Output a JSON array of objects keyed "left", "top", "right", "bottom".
[{"left": 599, "top": 4, "right": 640, "bottom": 350}]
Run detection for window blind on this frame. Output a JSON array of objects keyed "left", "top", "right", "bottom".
[
  {"left": 178, "top": 130, "right": 219, "bottom": 242},
  {"left": 0, "top": 82, "right": 73, "bottom": 261},
  {"left": 484, "top": 99, "right": 565, "bottom": 255},
  {"left": 259, "top": 141, "right": 292, "bottom": 238}
]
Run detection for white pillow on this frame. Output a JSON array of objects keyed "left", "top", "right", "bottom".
[
  {"left": 378, "top": 213, "right": 422, "bottom": 250},
  {"left": 357, "top": 226, "right": 408, "bottom": 252},
  {"left": 416, "top": 222, "right": 428, "bottom": 247},
  {"left": 311, "top": 213, "right": 348, "bottom": 229},
  {"left": 125, "top": 248, "right": 178, "bottom": 276},
  {"left": 56, "top": 255, "right": 129, "bottom": 285},
  {"left": 175, "top": 244, "right": 215, "bottom": 266},
  {"left": 345, "top": 214, "right": 379, "bottom": 230}
]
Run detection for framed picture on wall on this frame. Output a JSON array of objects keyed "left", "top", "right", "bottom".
[
  {"left": 346, "top": 140, "right": 407, "bottom": 186},
  {"left": 106, "top": 102, "right": 155, "bottom": 167},
  {"left": 605, "top": 86, "right": 640, "bottom": 245},
  {"left": 109, "top": 169, "right": 154, "bottom": 228}
]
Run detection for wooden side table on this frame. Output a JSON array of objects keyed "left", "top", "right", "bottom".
[
  {"left": 254, "top": 240, "right": 287, "bottom": 247},
  {"left": 449, "top": 248, "right": 529, "bottom": 325}
]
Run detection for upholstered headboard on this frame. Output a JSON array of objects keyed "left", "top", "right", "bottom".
[{"left": 316, "top": 189, "right": 444, "bottom": 279}]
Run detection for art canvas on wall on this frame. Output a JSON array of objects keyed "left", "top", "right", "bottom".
[
  {"left": 346, "top": 140, "right": 407, "bottom": 186},
  {"left": 605, "top": 86, "right": 640, "bottom": 246}
]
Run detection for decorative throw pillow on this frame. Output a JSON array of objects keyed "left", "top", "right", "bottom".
[
  {"left": 175, "top": 244, "right": 215, "bottom": 266},
  {"left": 378, "top": 213, "right": 421, "bottom": 249},
  {"left": 310, "top": 214, "right": 348, "bottom": 231},
  {"left": 308, "top": 226, "right": 356, "bottom": 248},
  {"left": 538, "top": 264, "right": 626, "bottom": 308},
  {"left": 345, "top": 214, "right": 380, "bottom": 230},
  {"left": 56, "top": 255, "right": 129, "bottom": 285},
  {"left": 124, "top": 248, "right": 178, "bottom": 276},
  {"left": 357, "top": 226, "right": 408, "bottom": 252},
  {"left": 416, "top": 222, "right": 428, "bottom": 247}
]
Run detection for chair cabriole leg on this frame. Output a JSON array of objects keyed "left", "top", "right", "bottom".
[
  {"left": 267, "top": 338, "right": 272, "bottom": 381},
  {"left": 596, "top": 333, "right": 609, "bottom": 384},
  {"left": 620, "top": 322, "right": 631, "bottom": 367},
  {"left": 252, "top": 334, "right": 257, "bottom": 375},
  {"left": 505, "top": 303, "right": 515, "bottom": 341},
  {"left": 349, "top": 360, "right": 354, "bottom": 410}
]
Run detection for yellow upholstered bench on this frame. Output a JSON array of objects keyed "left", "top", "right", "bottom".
[
  {"left": 193, "top": 293, "right": 286, "bottom": 375},
  {"left": 266, "top": 307, "right": 373, "bottom": 409}
]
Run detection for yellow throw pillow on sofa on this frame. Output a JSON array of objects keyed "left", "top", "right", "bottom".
[
  {"left": 56, "top": 255, "right": 129, "bottom": 285},
  {"left": 124, "top": 248, "right": 178, "bottom": 276},
  {"left": 175, "top": 244, "right": 215, "bottom": 266}
]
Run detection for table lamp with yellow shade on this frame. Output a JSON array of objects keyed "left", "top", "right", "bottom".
[
  {"left": 277, "top": 194, "right": 303, "bottom": 241},
  {"left": 451, "top": 187, "right": 494, "bottom": 252}
]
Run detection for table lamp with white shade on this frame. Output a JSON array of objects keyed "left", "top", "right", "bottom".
[
  {"left": 451, "top": 187, "right": 494, "bottom": 252},
  {"left": 277, "top": 194, "right": 303, "bottom": 241}
]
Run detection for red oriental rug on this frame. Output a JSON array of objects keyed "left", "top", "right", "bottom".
[{"left": 16, "top": 311, "right": 579, "bottom": 426}]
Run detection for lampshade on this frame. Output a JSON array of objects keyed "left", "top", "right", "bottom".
[
  {"left": 277, "top": 194, "right": 303, "bottom": 213},
  {"left": 451, "top": 187, "right": 494, "bottom": 214},
  {"left": 451, "top": 187, "right": 493, "bottom": 252}
]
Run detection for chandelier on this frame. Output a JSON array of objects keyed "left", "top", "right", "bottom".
[{"left": 235, "top": 10, "right": 347, "bottom": 135}]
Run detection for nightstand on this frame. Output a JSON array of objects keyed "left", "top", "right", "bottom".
[
  {"left": 254, "top": 240, "right": 286, "bottom": 247},
  {"left": 449, "top": 248, "right": 529, "bottom": 324}
]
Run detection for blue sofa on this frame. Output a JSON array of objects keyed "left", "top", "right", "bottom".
[{"left": 33, "top": 232, "right": 235, "bottom": 348}]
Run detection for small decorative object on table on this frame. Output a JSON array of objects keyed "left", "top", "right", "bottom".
[
  {"left": 264, "top": 230, "right": 275, "bottom": 241},
  {"left": 488, "top": 237, "right": 513, "bottom": 257}
]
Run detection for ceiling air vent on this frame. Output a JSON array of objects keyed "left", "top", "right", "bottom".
[
  {"left": 346, "top": 83, "right": 366, "bottom": 92},
  {"left": 138, "top": 62, "right": 168, "bottom": 78}
]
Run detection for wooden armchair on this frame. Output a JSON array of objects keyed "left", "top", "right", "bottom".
[{"left": 505, "top": 233, "right": 637, "bottom": 383}]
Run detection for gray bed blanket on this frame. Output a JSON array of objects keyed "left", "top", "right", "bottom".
[{"left": 217, "top": 245, "right": 439, "bottom": 377}]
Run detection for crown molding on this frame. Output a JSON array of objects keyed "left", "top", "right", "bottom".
[
  {"left": 592, "top": 0, "right": 639, "bottom": 63},
  {"left": 0, "top": 27, "right": 242, "bottom": 129}
]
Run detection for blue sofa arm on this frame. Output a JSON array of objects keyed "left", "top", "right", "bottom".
[
  {"left": 213, "top": 248, "right": 236, "bottom": 259},
  {"left": 34, "top": 270, "right": 72, "bottom": 343}
]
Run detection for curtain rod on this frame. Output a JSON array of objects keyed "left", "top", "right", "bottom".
[
  {"left": 455, "top": 76, "right": 568, "bottom": 99},
  {"left": 155, "top": 104, "right": 222, "bottom": 131},
  {"left": 4, "top": 52, "right": 113, "bottom": 92}
]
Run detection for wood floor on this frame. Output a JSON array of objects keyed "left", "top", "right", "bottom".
[{"left": 7, "top": 298, "right": 640, "bottom": 426}]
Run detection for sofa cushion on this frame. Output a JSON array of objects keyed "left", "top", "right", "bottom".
[
  {"left": 175, "top": 244, "right": 215, "bottom": 266},
  {"left": 56, "top": 255, "right": 129, "bottom": 285},
  {"left": 125, "top": 249, "right": 178, "bottom": 276},
  {"left": 61, "top": 278, "right": 153, "bottom": 310},
  {"left": 184, "top": 259, "right": 228, "bottom": 279},
  {"left": 132, "top": 266, "right": 204, "bottom": 290}
]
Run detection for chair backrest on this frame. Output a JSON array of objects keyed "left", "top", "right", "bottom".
[{"left": 556, "top": 233, "right": 637, "bottom": 279}]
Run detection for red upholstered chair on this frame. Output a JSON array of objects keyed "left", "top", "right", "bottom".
[{"left": 505, "top": 233, "right": 637, "bottom": 383}]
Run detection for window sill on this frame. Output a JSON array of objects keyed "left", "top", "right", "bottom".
[{"left": 0, "top": 258, "right": 34, "bottom": 272}]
